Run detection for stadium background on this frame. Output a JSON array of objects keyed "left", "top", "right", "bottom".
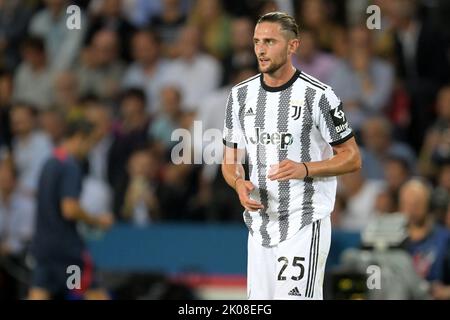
[{"left": 0, "top": 0, "right": 449, "bottom": 299}]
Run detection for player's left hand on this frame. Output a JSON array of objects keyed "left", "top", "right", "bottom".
[{"left": 267, "top": 159, "right": 307, "bottom": 181}]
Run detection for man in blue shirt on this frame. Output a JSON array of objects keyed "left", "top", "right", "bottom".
[
  {"left": 399, "top": 179, "right": 450, "bottom": 298},
  {"left": 28, "top": 120, "right": 114, "bottom": 300}
]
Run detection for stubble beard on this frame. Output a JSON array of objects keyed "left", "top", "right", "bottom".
[{"left": 258, "top": 57, "right": 286, "bottom": 75}]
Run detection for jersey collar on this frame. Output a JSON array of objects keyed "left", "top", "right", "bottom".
[{"left": 260, "top": 69, "right": 301, "bottom": 92}]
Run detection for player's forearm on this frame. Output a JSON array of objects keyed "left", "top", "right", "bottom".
[
  {"left": 306, "top": 147, "right": 361, "bottom": 178},
  {"left": 222, "top": 163, "right": 245, "bottom": 191}
]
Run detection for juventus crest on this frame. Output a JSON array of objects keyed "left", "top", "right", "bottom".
[{"left": 291, "top": 105, "right": 301, "bottom": 120}]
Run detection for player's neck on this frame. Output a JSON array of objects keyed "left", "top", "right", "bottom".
[{"left": 262, "top": 64, "right": 297, "bottom": 88}]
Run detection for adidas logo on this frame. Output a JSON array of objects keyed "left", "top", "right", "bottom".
[
  {"left": 245, "top": 107, "right": 256, "bottom": 116},
  {"left": 288, "top": 287, "right": 302, "bottom": 296}
]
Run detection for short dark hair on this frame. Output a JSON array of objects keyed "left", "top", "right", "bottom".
[
  {"left": 64, "top": 120, "right": 94, "bottom": 139},
  {"left": 257, "top": 11, "right": 299, "bottom": 38},
  {"left": 11, "top": 103, "right": 39, "bottom": 118},
  {"left": 21, "top": 36, "right": 45, "bottom": 53},
  {"left": 120, "top": 87, "right": 146, "bottom": 105}
]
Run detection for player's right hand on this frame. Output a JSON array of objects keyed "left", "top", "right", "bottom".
[
  {"left": 235, "top": 179, "right": 264, "bottom": 211},
  {"left": 96, "top": 213, "right": 115, "bottom": 230}
]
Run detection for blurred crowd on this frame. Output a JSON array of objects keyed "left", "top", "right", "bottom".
[{"left": 0, "top": 0, "right": 450, "bottom": 299}]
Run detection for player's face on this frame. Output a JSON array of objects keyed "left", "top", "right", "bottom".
[{"left": 253, "top": 22, "right": 293, "bottom": 74}]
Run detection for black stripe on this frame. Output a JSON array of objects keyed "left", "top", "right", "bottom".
[
  {"left": 300, "top": 72, "right": 327, "bottom": 90},
  {"left": 223, "top": 139, "right": 238, "bottom": 148},
  {"left": 310, "top": 220, "right": 321, "bottom": 298},
  {"left": 225, "top": 92, "right": 234, "bottom": 130},
  {"left": 318, "top": 93, "right": 341, "bottom": 143},
  {"left": 236, "top": 85, "right": 254, "bottom": 235},
  {"left": 305, "top": 221, "right": 317, "bottom": 297},
  {"left": 234, "top": 74, "right": 260, "bottom": 88},
  {"left": 277, "top": 85, "right": 293, "bottom": 242},
  {"left": 300, "top": 88, "right": 316, "bottom": 228},
  {"left": 329, "top": 132, "right": 354, "bottom": 146},
  {"left": 299, "top": 75, "right": 326, "bottom": 91},
  {"left": 254, "top": 87, "right": 271, "bottom": 246}
]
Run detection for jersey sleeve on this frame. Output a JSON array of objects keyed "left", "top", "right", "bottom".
[
  {"left": 61, "top": 162, "right": 82, "bottom": 199},
  {"left": 222, "top": 89, "right": 245, "bottom": 149},
  {"left": 315, "top": 87, "right": 354, "bottom": 146}
]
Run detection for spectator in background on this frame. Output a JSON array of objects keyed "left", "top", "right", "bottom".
[
  {"left": 10, "top": 104, "right": 52, "bottom": 196},
  {"left": 12, "top": 37, "right": 53, "bottom": 110},
  {"left": 329, "top": 25, "right": 394, "bottom": 131},
  {"left": 337, "top": 170, "right": 385, "bottom": 232},
  {"left": 121, "top": 0, "right": 164, "bottom": 28},
  {"left": 292, "top": 28, "right": 337, "bottom": 83},
  {"left": 28, "top": 120, "right": 114, "bottom": 300},
  {"left": 84, "top": 100, "right": 114, "bottom": 183},
  {"left": 0, "top": 157, "right": 35, "bottom": 248},
  {"left": 0, "top": 69, "right": 13, "bottom": 150},
  {"left": 419, "top": 85, "right": 450, "bottom": 178},
  {"left": 108, "top": 88, "right": 151, "bottom": 217},
  {"left": 85, "top": 0, "right": 136, "bottom": 62},
  {"left": 188, "top": 0, "right": 232, "bottom": 60},
  {"left": 399, "top": 179, "right": 450, "bottom": 299},
  {"left": 163, "top": 25, "right": 222, "bottom": 111},
  {"left": 221, "top": 17, "right": 257, "bottom": 86},
  {"left": 122, "top": 30, "right": 169, "bottom": 115},
  {"left": 0, "top": 0, "right": 33, "bottom": 71},
  {"left": 360, "top": 116, "right": 416, "bottom": 180},
  {"left": 330, "top": 193, "right": 347, "bottom": 229},
  {"left": 150, "top": 0, "right": 187, "bottom": 58},
  {"left": 149, "top": 85, "right": 184, "bottom": 157},
  {"left": 29, "top": 0, "right": 86, "bottom": 72},
  {"left": 297, "top": 0, "right": 338, "bottom": 52},
  {"left": 0, "top": 158, "right": 35, "bottom": 300},
  {"left": 77, "top": 29, "right": 125, "bottom": 100},
  {"left": 39, "top": 107, "right": 66, "bottom": 145},
  {"left": 389, "top": 0, "right": 450, "bottom": 150},
  {"left": 383, "top": 155, "right": 411, "bottom": 210},
  {"left": 431, "top": 163, "right": 450, "bottom": 225},
  {"left": 121, "top": 148, "right": 160, "bottom": 225},
  {"left": 53, "top": 71, "right": 83, "bottom": 121}
]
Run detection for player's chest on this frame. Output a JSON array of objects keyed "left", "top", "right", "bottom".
[{"left": 238, "top": 92, "right": 310, "bottom": 135}]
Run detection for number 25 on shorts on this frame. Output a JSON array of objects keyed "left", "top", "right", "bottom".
[{"left": 277, "top": 256, "right": 305, "bottom": 281}]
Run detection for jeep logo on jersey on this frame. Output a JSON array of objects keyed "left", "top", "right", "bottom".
[
  {"left": 330, "top": 103, "right": 348, "bottom": 134},
  {"left": 247, "top": 127, "right": 293, "bottom": 150}
]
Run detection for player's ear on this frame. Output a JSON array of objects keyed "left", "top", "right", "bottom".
[{"left": 288, "top": 38, "right": 300, "bottom": 55}]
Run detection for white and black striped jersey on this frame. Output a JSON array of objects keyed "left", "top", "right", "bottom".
[{"left": 223, "top": 69, "right": 353, "bottom": 247}]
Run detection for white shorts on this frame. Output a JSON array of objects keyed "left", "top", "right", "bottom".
[{"left": 247, "top": 216, "right": 331, "bottom": 300}]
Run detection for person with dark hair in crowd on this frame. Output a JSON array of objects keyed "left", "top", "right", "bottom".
[
  {"left": 389, "top": 0, "right": 450, "bottom": 151},
  {"left": 12, "top": 36, "right": 53, "bottom": 109},
  {"left": 108, "top": 88, "right": 152, "bottom": 217},
  {"left": 0, "top": 69, "right": 13, "bottom": 151},
  {"left": 399, "top": 179, "right": 450, "bottom": 299},
  {"left": 10, "top": 104, "right": 52, "bottom": 196},
  {"left": 150, "top": 0, "right": 187, "bottom": 58},
  {"left": 85, "top": 0, "right": 136, "bottom": 62},
  {"left": 122, "top": 30, "right": 169, "bottom": 115},
  {"left": 121, "top": 148, "right": 161, "bottom": 225},
  {"left": 28, "top": 120, "right": 114, "bottom": 300},
  {"left": 0, "top": 156, "right": 35, "bottom": 300}
]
